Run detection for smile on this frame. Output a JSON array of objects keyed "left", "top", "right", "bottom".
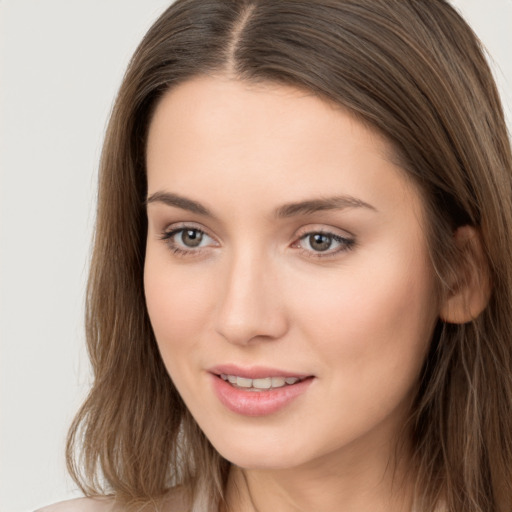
[
  {"left": 210, "top": 368, "right": 314, "bottom": 416},
  {"left": 220, "top": 374, "right": 303, "bottom": 391}
]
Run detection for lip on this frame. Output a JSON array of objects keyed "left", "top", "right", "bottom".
[
  {"left": 209, "top": 364, "right": 311, "bottom": 380},
  {"left": 208, "top": 365, "right": 314, "bottom": 417}
]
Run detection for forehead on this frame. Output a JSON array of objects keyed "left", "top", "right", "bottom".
[
  {"left": 145, "top": 75, "right": 422, "bottom": 222},
  {"left": 147, "top": 75, "right": 394, "bottom": 160}
]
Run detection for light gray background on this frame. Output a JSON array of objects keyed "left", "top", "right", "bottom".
[{"left": 1, "top": 1, "right": 511, "bottom": 511}]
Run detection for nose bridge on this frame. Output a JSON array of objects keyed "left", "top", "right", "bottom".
[{"left": 215, "top": 243, "right": 287, "bottom": 345}]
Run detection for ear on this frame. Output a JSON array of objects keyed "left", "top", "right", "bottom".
[{"left": 439, "top": 225, "right": 491, "bottom": 324}]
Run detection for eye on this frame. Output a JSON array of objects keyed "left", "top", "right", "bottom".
[
  {"left": 304, "top": 233, "right": 335, "bottom": 252},
  {"left": 160, "top": 226, "right": 217, "bottom": 255},
  {"left": 177, "top": 228, "right": 205, "bottom": 248},
  {"left": 295, "top": 230, "right": 355, "bottom": 257}
]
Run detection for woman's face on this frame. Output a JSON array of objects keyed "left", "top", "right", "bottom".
[{"left": 144, "top": 76, "right": 439, "bottom": 470}]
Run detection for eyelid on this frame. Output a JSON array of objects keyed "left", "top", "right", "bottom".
[
  {"left": 161, "top": 221, "right": 212, "bottom": 235},
  {"left": 293, "top": 224, "right": 355, "bottom": 241}
]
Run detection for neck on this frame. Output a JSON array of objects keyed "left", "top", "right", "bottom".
[{"left": 225, "top": 434, "right": 415, "bottom": 512}]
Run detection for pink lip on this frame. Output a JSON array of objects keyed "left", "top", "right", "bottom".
[
  {"left": 209, "top": 364, "right": 311, "bottom": 380},
  {"left": 208, "top": 365, "right": 314, "bottom": 417}
]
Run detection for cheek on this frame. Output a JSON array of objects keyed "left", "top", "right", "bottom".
[
  {"left": 143, "top": 252, "right": 215, "bottom": 360},
  {"left": 292, "top": 246, "right": 437, "bottom": 382},
  {"left": 280, "top": 251, "right": 437, "bottom": 448}
]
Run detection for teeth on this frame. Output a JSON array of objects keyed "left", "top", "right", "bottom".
[
  {"left": 220, "top": 374, "right": 303, "bottom": 390},
  {"left": 271, "top": 377, "right": 286, "bottom": 388},
  {"left": 252, "top": 378, "right": 272, "bottom": 389},
  {"left": 237, "top": 377, "right": 253, "bottom": 388}
]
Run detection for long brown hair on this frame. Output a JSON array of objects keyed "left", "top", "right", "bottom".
[{"left": 66, "top": 1, "right": 512, "bottom": 511}]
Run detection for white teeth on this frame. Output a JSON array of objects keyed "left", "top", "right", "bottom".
[
  {"left": 252, "top": 378, "right": 272, "bottom": 389},
  {"left": 220, "top": 374, "right": 303, "bottom": 389},
  {"left": 271, "top": 377, "right": 286, "bottom": 388},
  {"left": 236, "top": 377, "right": 253, "bottom": 388}
]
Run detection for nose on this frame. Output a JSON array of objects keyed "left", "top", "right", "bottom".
[{"left": 214, "top": 248, "right": 289, "bottom": 346}]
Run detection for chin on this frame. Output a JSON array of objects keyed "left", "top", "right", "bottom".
[
  {"left": 205, "top": 430, "right": 314, "bottom": 470},
  {"left": 219, "top": 450, "right": 303, "bottom": 471}
]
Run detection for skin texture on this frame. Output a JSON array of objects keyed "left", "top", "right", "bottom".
[{"left": 144, "top": 76, "right": 441, "bottom": 512}]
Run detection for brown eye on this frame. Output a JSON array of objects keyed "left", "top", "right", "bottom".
[
  {"left": 161, "top": 225, "right": 217, "bottom": 255},
  {"left": 297, "top": 231, "right": 355, "bottom": 257},
  {"left": 308, "top": 233, "right": 333, "bottom": 252},
  {"left": 181, "top": 229, "right": 203, "bottom": 247}
]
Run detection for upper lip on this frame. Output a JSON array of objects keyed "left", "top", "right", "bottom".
[{"left": 208, "top": 364, "right": 312, "bottom": 379}]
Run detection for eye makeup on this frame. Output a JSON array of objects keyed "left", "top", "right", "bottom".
[{"left": 159, "top": 223, "right": 356, "bottom": 260}]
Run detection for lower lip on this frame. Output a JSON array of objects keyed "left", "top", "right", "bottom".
[{"left": 210, "top": 374, "right": 313, "bottom": 417}]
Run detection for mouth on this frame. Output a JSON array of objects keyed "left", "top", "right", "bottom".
[
  {"left": 218, "top": 373, "right": 307, "bottom": 391},
  {"left": 209, "top": 368, "right": 314, "bottom": 416},
  {"left": 208, "top": 364, "right": 315, "bottom": 416}
]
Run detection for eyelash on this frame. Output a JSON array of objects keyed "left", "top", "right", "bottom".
[{"left": 160, "top": 225, "right": 356, "bottom": 259}]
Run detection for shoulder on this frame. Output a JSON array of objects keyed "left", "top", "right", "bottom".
[
  {"left": 35, "top": 489, "right": 190, "bottom": 512},
  {"left": 35, "top": 497, "right": 116, "bottom": 512}
]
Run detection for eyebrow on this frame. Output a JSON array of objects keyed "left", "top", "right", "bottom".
[
  {"left": 275, "top": 196, "right": 376, "bottom": 218},
  {"left": 146, "top": 191, "right": 376, "bottom": 218},
  {"left": 146, "top": 191, "right": 212, "bottom": 216}
]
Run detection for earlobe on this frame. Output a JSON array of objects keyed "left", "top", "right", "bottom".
[{"left": 439, "top": 225, "right": 491, "bottom": 324}]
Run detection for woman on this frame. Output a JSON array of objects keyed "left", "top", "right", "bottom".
[{"left": 39, "top": 1, "right": 512, "bottom": 511}]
